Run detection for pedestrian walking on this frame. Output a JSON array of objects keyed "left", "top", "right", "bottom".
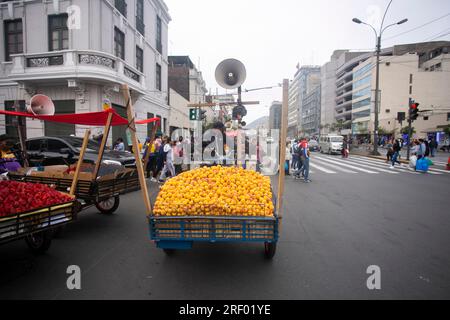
[
  {"left": 294, "top": 138, "right": 310, "bottom": 182},
  {"left": 429, "top": 137, "right": 438, "bottom": 157},
  {"left": 342, "top": 137, "right": 349, "bottom": 158},
  {"left": 386, "top": 138, "right": 394, "bottom": 163},
  {"left": 174, "top": 136, "right": 185, "bottom": 175},
  {"left": 424, "top": 140, "right": 430, "bottom": 158},
  {"left": 298, "top": 142, "right": 311, "bottom": 183},
  {"left": 291, "top": 139, "right": 299, "bottom": 171},
  {"left": 390, "top": 138, "right": 403, "bottom": 169},
  {"left": 285, "top": 142, "right": 292, "bottom": 176},
  {"left": 417, "top": 139, "right": 426, "bottom": 160},
  {"left": 159, "top": 139, "right": 176, "bottom": 182}
]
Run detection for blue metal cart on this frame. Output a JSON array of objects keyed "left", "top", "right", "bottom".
[{"left": 148, "top": 196, "right": 279, "bottom": 259}]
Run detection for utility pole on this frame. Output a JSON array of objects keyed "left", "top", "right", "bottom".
[
  {"left": 373, "top": 35, "right": 381, "bottom": 156},
  {"left": 406, "top": 97, "right": 413, "bottom": 161}
]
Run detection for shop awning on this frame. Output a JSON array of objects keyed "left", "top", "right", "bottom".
[{"left": 0, "top": 108, "right": 159, "bottom": 126}]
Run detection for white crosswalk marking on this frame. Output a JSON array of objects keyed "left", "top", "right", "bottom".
[
  {"left": 348, "top": 157, "right": 420, "bottom": 175},
  {"left": 313, "top": 156, "right": 381, "bottom": 174},
  {"left": 329, "top": 157, "right": 400, "bottom": 174},
  {"left": 351, "top": 156, "right": 445, "bottom": 175},
  {"left": 310, "top": 160, "right": 357, "bottom": 173},
  {"left": 308, "top": 162, "right": 337, "bottom": 174}
]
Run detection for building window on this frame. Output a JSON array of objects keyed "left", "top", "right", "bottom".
[
  {"left": 447, "top": 113, "right": 450, "bottom": 121},
  {"left": 136, "top": 0, "right": 145, "bottom": 35},
  {"left": 156, "top": 114, "right": 162, "bottom": 131},
  {"left": 409, "top": 74, "right": 413, "bottom": 84},
  {"left": 385, "top": 109, "right": 390, "bottom": 113},
  {"left": 435, "top": 63, "right": 442, "bottom": 71},
  {"left": 147, "top": 113, "right": 155, "bottom": 137},
  {"left": 4, "top": 19, "right": 23, "bottom": 61},
  {"left": 115, "top": 0, "right": 127, "bottom": 17},
  {"left": 409, "top": 86, "right": 413, "bottom": 95},
  {"left": 136, "top": 46, "right": 143, "bottom": 72},
  {"left": 4, "top": 101, "right": 26, "bottom": 138},
  {"left": 49, "top": 14, "right": 69, "bottom": 51},
  {"left": 423, "top": 116, "right": 429, "bottom": 121},
  {"left": 114, "top": 27, "right": 125, "bottom": 59},
  {"left": 156, "top": 15, "right": 162, "bottom": 54},
  {"left": 156, "top": 63, "right": 162, "bottom": 91},
  {"left": 163, "top": 118, "right": 167, "bottom": 134}
]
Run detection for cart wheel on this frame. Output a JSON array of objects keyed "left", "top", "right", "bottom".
[
  {"left": 163, "top": 249, "right": 176, "bottom": 256},
  {"left": 264, "top": 242, "right": 276, "bottom": 259},
  {"left": 95, "top": 196, "right": 120, "bottom": 214},
  {"left": 25, "top": 231, "right": 53, "bottom": 254}
]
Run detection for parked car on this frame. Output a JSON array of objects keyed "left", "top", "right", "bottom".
[{"left": 24, "top": 136, "right": 136, "bottom": 168}]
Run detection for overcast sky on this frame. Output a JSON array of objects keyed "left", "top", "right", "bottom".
[{"left": 164, "top": 0, "right": 450, "bottom": 124}]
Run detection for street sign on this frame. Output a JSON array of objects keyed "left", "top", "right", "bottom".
[{"left": 189, "top": 108, "right": 199, "bottom": 121}]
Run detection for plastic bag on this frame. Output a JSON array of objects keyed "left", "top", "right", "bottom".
[
  {"left": 416, "top": 158, "right": 429, "bottom": 172},
  {"left": 409, "top": 155, "right": 417, "bottom": 168}
]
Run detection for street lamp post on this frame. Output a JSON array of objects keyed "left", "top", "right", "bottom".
[{"left": 352, "top": 2, "right": 407, "bottom": 156}]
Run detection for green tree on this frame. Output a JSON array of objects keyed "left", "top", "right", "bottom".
[{"left": 401, "top": 127, "right": 416, "bottom": 135}]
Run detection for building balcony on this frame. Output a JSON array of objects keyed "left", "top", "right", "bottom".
[
  {"left": 335, "top": 89, "right": 353, "bottom": 101},
  {"left": 8, "top": 50, "right": 146, "bottom": 94},
  {"left": 335, "top": 99, "right": 352, "bottom": 110}
]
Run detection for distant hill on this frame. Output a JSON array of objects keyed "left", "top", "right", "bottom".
[{"left": 246, "top": 116, "right": 269, "bottom": 129}]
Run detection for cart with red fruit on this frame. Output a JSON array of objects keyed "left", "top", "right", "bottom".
[
  {"left": 0, "top": 180, "right": 79, "bottom": 253},
  {"left": 1, "top": 105, "right": 159, "bottom": 215}
]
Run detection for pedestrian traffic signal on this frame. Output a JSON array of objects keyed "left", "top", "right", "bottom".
[
  {"left": 409, "top": 101, "right": 420, "bottom": 121},
  {"left": 189, "top": 108, "right": 198, "bottom": 121}
]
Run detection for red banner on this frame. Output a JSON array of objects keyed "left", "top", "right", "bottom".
[{"left": 0, "top": 108, "right": 160, "bottom": 126}]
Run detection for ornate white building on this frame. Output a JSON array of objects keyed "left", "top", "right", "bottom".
[{"left": 0, "top": 0, "right": 171, "bottom": 147}]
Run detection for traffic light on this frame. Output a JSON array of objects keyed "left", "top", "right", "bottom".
[
  {"left": 409, "top": 101, "right": 420, "bottom": 121},
  {"left": 189, "top": 108, "right": 198, "bottom": 121},
  {"left": 200, "top": 110, "right": 207, "bottom": 121}
]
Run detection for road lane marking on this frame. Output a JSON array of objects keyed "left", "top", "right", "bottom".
[{"left": 314, "top": 156, "right": 381, "bottom": 174}]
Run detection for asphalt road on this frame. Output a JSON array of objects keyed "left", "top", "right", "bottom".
[{"left": 1, "top": 154, "right": 449, "bottom": 299}]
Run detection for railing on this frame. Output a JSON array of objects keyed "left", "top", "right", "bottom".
[
  {"left": 79, "top": 53, "right": 115, "bottom": 69},
  {"left": 9, "top": 50, "right": 145, "bottom": 88},
  {"left": 124, "top": 66, "right": 140, "bottom": 82},
  {"left": 27, "top": 55, "right": 64, "bottom": 68}
]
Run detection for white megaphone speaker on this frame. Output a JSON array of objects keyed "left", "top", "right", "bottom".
[
  {"left": 215, "top": 59, "right": 247, "bottom": 90},
  {"left": 27, "top": 94, "right": 55, "bottom": 116}
]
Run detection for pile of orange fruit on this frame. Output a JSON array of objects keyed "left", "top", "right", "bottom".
[{"left": 153, "top": 166, "right": 274, "bottom": 217}]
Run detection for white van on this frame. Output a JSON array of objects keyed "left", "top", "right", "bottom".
[{"left": 319, "top": 135, "right": 344, "bottom": 154}]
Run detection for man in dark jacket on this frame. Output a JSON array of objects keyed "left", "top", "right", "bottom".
[
  {"left": 429, "top": 138, "right": 438, "bottom": 157},
  {"left": 390, "top": 138, "right": 402, "bottom": 168}
]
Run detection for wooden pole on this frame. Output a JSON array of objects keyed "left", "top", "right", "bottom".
[
  {"left": 70, "top": 129, "right": 91, "bottom": 197},
  {"left": 276, "top": 79, "right": 289, "bottom": 219},
  {"left": 92, "top": 112, "right": 113, "bottom": 180},
  {"left": 122, "top": 84, "right": 152, "bottom": 216}
]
